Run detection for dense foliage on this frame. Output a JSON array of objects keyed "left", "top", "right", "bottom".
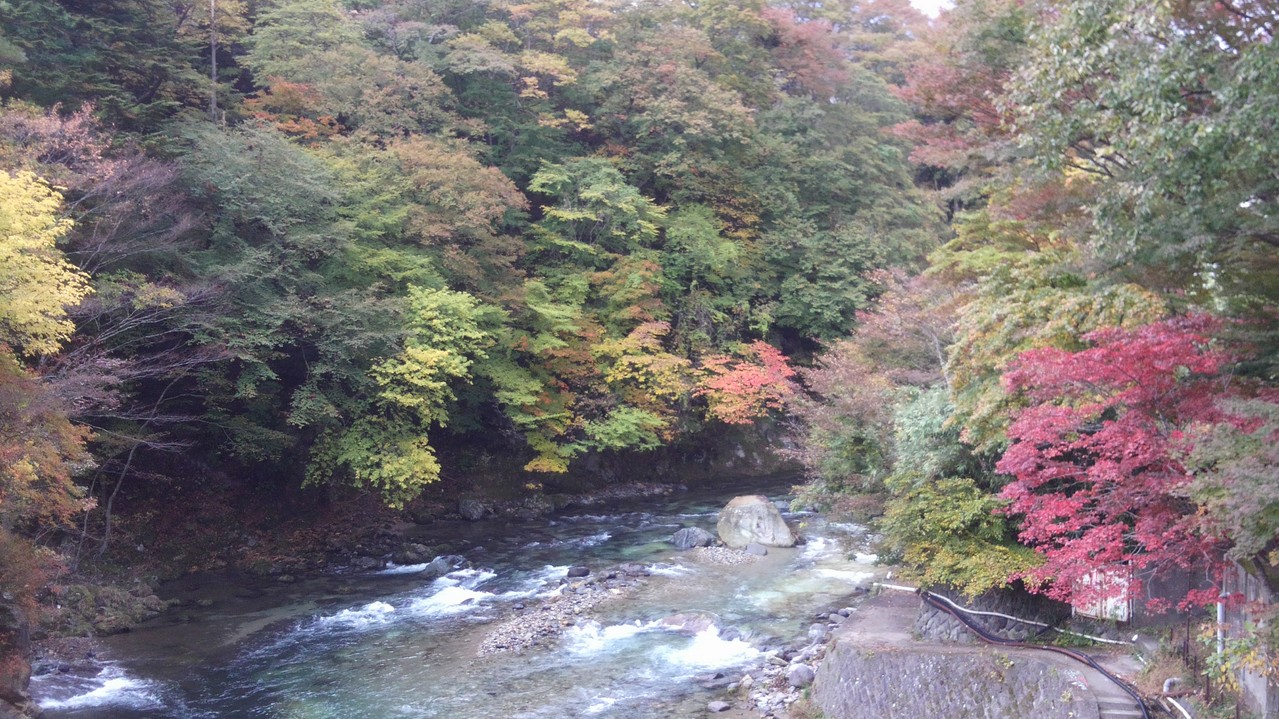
[
  {"left": 3, "top": 4, "right": 1278, "bottom": 697},
  {"left": 791, "top": 0, "right": 1279, "bottom": 625},
  {"left": 0, "top": 0, "right": 936, "bottom": 590}
]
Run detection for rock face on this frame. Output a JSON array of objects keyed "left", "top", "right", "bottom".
[
  {"left": 670, "top": 527, "right": 715, "bottom": 550},
  {"left": 716, "top": 495, "right": 795, "bottom": 548},
  {"left": 0, "top": 601, "right": 31, "bottom": 718}
]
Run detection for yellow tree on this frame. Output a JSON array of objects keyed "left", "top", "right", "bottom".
[
  {"left": 0, "top": 171, "right": 92, "bottom": 355},
  {"left": 0, "top": 171, "right": 92, "bottom": 608}
]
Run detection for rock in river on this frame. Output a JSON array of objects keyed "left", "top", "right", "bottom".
[
  {"left": 458, "top": 498, "right": 486, "bottom": 521},
  {"left": 716, "top": 495, "right": 796, "bottom": 548},
  {"left": 659, "top": 611, "right": 720, "bottom": 635},
  {"left": 670, "top": 527, "right": 715, "bottom": 550}
]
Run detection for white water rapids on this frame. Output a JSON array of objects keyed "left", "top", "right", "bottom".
[{"left": 31, "top": 479, "right": 884, "bottom": 718}]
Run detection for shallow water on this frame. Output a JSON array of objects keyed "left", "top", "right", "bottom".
[{"left": 32, "top": 478, "right": 882, "bottom": 718}]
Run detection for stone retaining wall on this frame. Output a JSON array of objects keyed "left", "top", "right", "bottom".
[
  {"left": 914, "top": 589, "right": 1070, "bottom": 643},
  {"left": 812, "top": 644, "right": 1100, "bottom": 719}
]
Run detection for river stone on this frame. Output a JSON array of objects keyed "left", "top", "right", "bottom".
[
  {"left": 567, "top": 566, "right": 590, "bottom": 578},
  {"left": 659, "top": 611, "right": 720, "bottom": 635},
  {"left": 716, "top": 495, "right": 795, "bottom": 548},
  {"left": 420, "top": 556, "right": 456, "bottom": 578},
  {"left": 788, "top": 664, "right": 815, "bottom": 688},
  {"left": 744, "top": 543, "right": 768, "bottom": 556},
  {"left": 707, "top": 701, "right": 731, "bottom": 712},
  {"left": 392, "top": 543, "right": 431, "bottom": 565},
  {"left": 458, "top": 498, "right": 486, "bottom": 521},
  {"left": 670, "top": 527, "right": 715, "bottom": 550}
]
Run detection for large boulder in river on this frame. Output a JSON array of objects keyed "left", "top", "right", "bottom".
[
  {"left": 458, "top": 498, "right": 486, "bottom": 521},
  {"left": 670, "top": 527, "right": 715, "bottom": 550},
  {"left": 716, "top": 495, "right": 795, "bottom": 548}
]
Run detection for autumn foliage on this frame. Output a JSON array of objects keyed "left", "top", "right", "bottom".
[
  {"left": 997, "top": 314, "right": 1241, "bottom": 608},
  {"left": 696, "top": 341, "right": 798, "bottom": 425}
]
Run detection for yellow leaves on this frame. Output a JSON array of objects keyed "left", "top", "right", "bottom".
[
  {"left": 391, "top": 136, "right": 528, "bottom": 244},
  {"left": 474, "top": 20, "right": 520, "bottom": 47},
  {"left": 308, "top": 420, "right": 441, "bottom": 510},
  {"left": 0, "top": 171, "right": 92, "bottom": 355},
  {"left": 554, "top": 27, "right": 595, "bottom": 48},
  {"left": 523, "top": 434, "right": 571, "bottom": 473},
  {"left": 0, "top": 351, "right": 93, "bottom": 529},
  {"left": 593, "top": 322, "right": 693, "bottom": 406},
  {"left": 537, "top": 109, "right": 593, "bottom": 130},
  {"left": 518, "top": 50, "right": 577, "bottom": 86},
  {"left": 521, "top": 77, "right": 549, "bottom": 100},
  {"left": 563, "top": 109, "right": 591, "bottom": 131},
  {"left": 372, "top": 346, "right": 464, "bottom": 424}
]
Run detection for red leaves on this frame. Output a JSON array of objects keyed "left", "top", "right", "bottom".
[
  {"left": 997, "top": 313, "right": 1236, "bottom": 608},
  {"left": 760, "top": 8, "right": 850, "bottom": 99},
  {"left": 696, "top": 341, "right": 797, "bottom": 425}
]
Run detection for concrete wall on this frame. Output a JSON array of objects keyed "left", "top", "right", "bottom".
[
  {"left": 812, "top": 643, "right": 1100, "bottom": 719},
  {"left": 1224, "top": 563, "right": 1279, "bottom": 719}
]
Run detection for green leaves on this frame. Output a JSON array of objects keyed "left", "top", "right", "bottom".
[
  {"left": 879, "top": 477, "right": 1039, "bottom": 597},
  {"left": 529, "top": 158, "right": 666, "bottom": 257}
]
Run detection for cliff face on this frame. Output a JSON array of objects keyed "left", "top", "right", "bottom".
[
  {"left": 812, "top": 643, "right": 1100, "bottom": 719},
  {"left": 0, "top": 601, "right": 34, "bottom": 718}
]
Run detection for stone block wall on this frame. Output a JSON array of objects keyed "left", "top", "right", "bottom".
[{"left": 812, "top": 644, "right": 1100, "bottom": 719}]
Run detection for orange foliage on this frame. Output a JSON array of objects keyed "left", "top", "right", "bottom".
[
  {"left": 696, "top": 341, "right": 797, "bottom": 425},
  {"left": 0, "top": 349, "right": 92, "bottom": 532},
  {"left": 244, "top": 79, "right": 343, "bottom": 142}
]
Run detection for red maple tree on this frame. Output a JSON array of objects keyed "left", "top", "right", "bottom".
[
  {"left": 697, "top": 341, "right": 797, "bottom": 425},
  {"left": 996, "top": 313, "right": 1241, "bottom": 609}
]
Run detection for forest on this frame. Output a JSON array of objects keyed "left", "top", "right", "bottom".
[{"left": 1, "top": 0, "right": 1278, "bottom": 708}]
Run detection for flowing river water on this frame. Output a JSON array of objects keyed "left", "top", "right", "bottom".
[{"left": 31, "top": 477, "right": 885, "bottom": 718}]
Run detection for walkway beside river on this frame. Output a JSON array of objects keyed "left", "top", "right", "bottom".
[{"left": 813, "top": 590, "right": 1147, "bottom": 719}]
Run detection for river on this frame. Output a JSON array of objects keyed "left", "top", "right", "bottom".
[{"left": 31, "top": 477, "right": 883, "bottom": 718}]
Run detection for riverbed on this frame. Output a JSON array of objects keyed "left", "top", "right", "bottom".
[{"left": 31, "top": 477, "right": 884, "bottom": 718}]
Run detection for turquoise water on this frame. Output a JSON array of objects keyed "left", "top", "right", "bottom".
[{"left": 32, "top": 479, "right": 882, "bottom": 718}]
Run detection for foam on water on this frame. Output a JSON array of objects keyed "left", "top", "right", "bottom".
[
  {"left": 644, "top": 562, "right": 692, "bottom": 577},
  {"left": 377, "top": 563, "right": 431, "bottom": 575},
  {"left": 572, "top": 531, "right": 612, "bottom": 547},
  {"left": 435, "top": 568, "right": 497, "bottom": 586},
  {"left": 38, "top": 666, "right": 162, "bottom": 711},
  {"left": 317, "top": 600, "right": 397, "bottom": 629},
  {"left": 653, "top": 627, "right": 761, "bottom": 670},
  {"left": 563, "top": 620, "right": 652, "bottom": 654},
  {"left": 853, "top": 552, "right": 878, "bottom": 564},
  {"left": 522, "top": 564, "right": 571, "bottom": 589},
  {"left": 407, "top": 585, "right": 497, "bottom": 616},
  {"left": 585, "top": 697, "right": 618, "bottom": 714},
  {"left": 815, "top": 567, "right": 874, "bottom": 584},
  {"left": 800, "top": 536, "right": 834, "bottom": 559}
]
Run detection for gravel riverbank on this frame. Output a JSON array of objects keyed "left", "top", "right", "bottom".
[{"left": 478, "top": 563, "right": 652, "bottom": 655}]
